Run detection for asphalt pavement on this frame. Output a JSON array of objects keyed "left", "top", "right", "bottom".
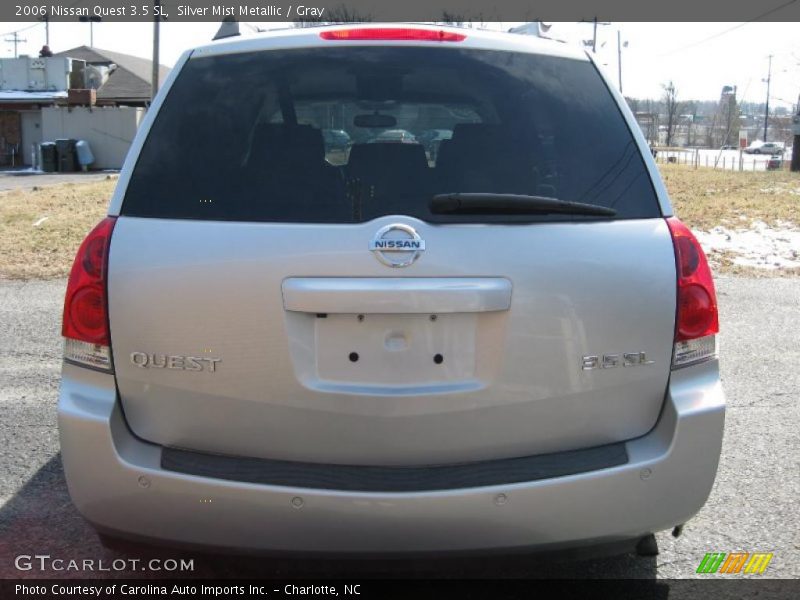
[
  {"left": 0, "top": 170, "right": 117, "bottom": 192},
  {"left": 0, "top": 277, "right": 798, "bottom": 580}
]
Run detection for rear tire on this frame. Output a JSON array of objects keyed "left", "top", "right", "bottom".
[
  {"left": 635, "top": 534, "right": 659, "bottom": 557},
  {"left": 97, "top": 532, "right": 156, "bottom": 554}
]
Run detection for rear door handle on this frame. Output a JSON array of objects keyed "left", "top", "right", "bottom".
[{"left": 282, "top": 278, "right": 512, "bottom": 314}]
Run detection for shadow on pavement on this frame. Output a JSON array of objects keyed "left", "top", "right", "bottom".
[{"left": 0, "top": 454, "right": 657, "bottom": 580}]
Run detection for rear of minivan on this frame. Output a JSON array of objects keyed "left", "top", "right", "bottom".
[{"left": 58, "top": 25, "right": 725, "bottom": 554}]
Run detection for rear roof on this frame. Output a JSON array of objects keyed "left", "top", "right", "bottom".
[{"left": 190, "top": 23, "right": 589, "bottom": 62}]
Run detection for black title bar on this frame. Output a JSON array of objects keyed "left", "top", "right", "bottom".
[{"left": 4, "top": 0, "right": 800, "bottom": 22}]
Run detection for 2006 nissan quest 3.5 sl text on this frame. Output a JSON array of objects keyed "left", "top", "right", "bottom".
[{"left": 58, "top": 24, "right": 725, "bottom": 556}]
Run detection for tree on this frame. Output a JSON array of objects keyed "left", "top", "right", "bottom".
[
  {"left": 441, "top": 12, "right": 466, "bottom": 26},
  {"left": 682, "top": 100, "right": 698, "bottom": 146},
  {"left": 662, "top": 81, "right": 682, "bottom": 147},
  {"left": 625, "top": 96, "right": 640, "bottom": 113},
  {"left": 713, "top": 87, "right": 740, "bottom": 147},
  {"left": 294, "top": 5, "right": 371, "bottom": 27},
  {"left": 440, "top": 11, "right": 485, "bottom": 28}
]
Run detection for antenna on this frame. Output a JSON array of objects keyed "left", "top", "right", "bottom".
[{"left": 763, "top": 54, "right": 773, "bottom": 142}]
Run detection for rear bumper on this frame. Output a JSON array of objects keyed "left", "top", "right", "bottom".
[{"left": 58, "top": 360, "right": 724, "bottom": 553}]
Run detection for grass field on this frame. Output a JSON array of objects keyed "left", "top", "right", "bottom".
[
  {"left": 0, "top": 165, "right": 798, "bottom": 279},
  {"left": 0, "top": 179, "right": 115, "bottom": 279},
  {"left": 660, "top": 164, "right": 800, "bottom": 230}
]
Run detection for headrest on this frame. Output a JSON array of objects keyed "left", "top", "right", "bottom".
[
  {"left": 249, "top": 123, "right": 325, "bottom": 167},
  {"left": 348, "top": 142, "right": 429, "bottom": 174}
]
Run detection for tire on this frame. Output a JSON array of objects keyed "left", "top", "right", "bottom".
[{"left": 97, "top": 532, "right": 156, "bottom": 554}]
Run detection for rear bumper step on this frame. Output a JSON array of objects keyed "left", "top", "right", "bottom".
[
  {"left": 58, "top": 360, "right": 725, "bottom": 553},
  {"left": 161, "top": 443, "right": 628, "bottom": 492}
]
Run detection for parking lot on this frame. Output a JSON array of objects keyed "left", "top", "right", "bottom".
[{"left": 0, "top": 276, "right": 798, "bottom": 580}]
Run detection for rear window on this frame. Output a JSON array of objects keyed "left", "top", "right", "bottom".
[{"left": 122, "top": 47, "right": 660, "bottom": 223}]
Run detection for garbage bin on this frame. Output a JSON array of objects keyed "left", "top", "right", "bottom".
[
  {"left": 767, "top": 158, "right": 783, "bottom": 171},
  {"left": 40, "top": 142, "right": 57, "bottom": 173},
  {"left": 55, "top": 138, "right": 78, "bottom": 172},
  {"left": 75, "top": 140, "right": 95, "bottom": 171}
]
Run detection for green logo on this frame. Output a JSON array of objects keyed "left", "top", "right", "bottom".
[{"left": 697, "top": 552, "right": 773, "bottom": 574}]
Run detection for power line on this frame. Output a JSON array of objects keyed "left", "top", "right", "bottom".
[
  {"left": 0, "top": 0, "right": 85, "bottom": 43},
  {"left": 4, "top": 32, "right": 27, "bottom": 58},
  {"left": 0, "top": 22, "right": 43, "bottom": 40},
  {"left": 658, "top": 0, "right": 799, "bottom": 57}
]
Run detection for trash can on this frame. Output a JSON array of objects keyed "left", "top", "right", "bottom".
[
  {"left": 767, "top": 158, "right": 783, "bottom": 171},
  {"left": 40, "top": 142, "right": 57, "bottom": 173},
  {"left": 75, "top": 140, "right": 95, "bottom": 171},
  {"left": 55, "top": 138, "right": 78, "bottom": 172}
]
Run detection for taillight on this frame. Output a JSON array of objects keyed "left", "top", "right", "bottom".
[
  {"left": 666, "top": 217, "right": 719, "bottom": 369},
  {"left": 320, "top": 28, "right": 467, "bottom": 42},
  {"left": 62, "top": 217, "right": 116, "bottom": 371}
]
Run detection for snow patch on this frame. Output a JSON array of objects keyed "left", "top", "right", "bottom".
[{"left": 695, "top": 221, "right": 800, "bottom": 270}]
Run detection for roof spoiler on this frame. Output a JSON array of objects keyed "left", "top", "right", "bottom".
[
  {"left": 507, "top": 22, "right": 552, "bottom": 38},
  {"left": 213, "top": 17, "right": 262, "bottom": 41}
]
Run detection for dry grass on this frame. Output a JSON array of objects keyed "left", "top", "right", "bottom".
[
  {"left": 660, "top": 163, "right": 800, "bottom": 231},
  {"left": 660, "top": 164, "right": 800, "bottom": 278},
  {"left": 0, "top": 179, "right": 114, "bottom": 279},
  {"left": 0, "top": 165, "right": 798, "bottom": 279}
]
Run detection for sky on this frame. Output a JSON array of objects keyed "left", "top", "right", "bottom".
[{"left": 1, "top": 20, "right": 798, "bottom": 109}]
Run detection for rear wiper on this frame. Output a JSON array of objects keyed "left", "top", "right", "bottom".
[{"left": 430, "top": 193, "right": 617, "bottom": 217}]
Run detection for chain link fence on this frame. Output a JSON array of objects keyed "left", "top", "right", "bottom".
[{"left": 652, "top": 147, "right": 792, "bottom": 171}]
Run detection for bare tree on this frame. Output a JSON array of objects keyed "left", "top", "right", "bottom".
[
  {"left": 683, "top": 100, "right": 697, "bottom": 146},
  {"left": 439, "top": 11, "right": 485, "bottom": 28},
  {"left": 711, "top": 88, "right": 740, "bottom": 147},
  {"left": 625, "top": 96, "right": 640, "bottom": 113},
  {"left": 441, "top": 12, "right": 466, "bottom": 26},
  {"left": 662, "top": 81, "right": 682, "bottom": 147},
  {"left": 294, "top": 5, "right": 372, "bottom": 27}
]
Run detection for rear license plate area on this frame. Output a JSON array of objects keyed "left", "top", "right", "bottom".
[{"left": 315, "top": 313, "right": 477, "bottom": 385}]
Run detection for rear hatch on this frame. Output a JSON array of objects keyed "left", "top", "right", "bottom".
[{"left": 108, "top": 35, "right": 676, "bottom": 466}]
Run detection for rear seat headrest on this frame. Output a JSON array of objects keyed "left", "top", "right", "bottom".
[
  {"left": 249, "top": 123, "right": 325, "bottom": 167},
  {"left": 347, "top": 143, "right": 429, "bottom": 174}
]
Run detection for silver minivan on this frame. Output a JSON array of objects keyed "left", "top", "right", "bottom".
[{"left": 58, "top": 24, "right": 725, "bottom": 555}]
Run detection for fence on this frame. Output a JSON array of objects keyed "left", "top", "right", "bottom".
[
  {"left": 41, "top": 105, "right": 145, "bottom": 170},
  {"left": 653, "top": 147, "right": 792, "bottom": 172}
]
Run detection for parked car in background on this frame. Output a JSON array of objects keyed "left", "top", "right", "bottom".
[
  {"left": 720, "top": 144, "right": 737, "bottom": 150},
  {"left": 744, "top": 142, "right": 784, "bottom": 155}
]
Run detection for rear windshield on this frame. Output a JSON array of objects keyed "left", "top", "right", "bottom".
[{"left": 122, "top": 47, "right": 660, "bottom": 223}]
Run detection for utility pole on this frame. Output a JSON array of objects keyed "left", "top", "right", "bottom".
[
  {"left": 763, "top": 54, "right": 772, "bottom": 142},
  {"left": 581, "top": 17, "right": 610, "bottom": 53},
  {"left": 791, "top": 92, "right": 799, "bottom": 172},
  {"left": 4, "top": 32, "right": 27, "bottom": 58},
  {"left": 617, "top": 31, "right": 622, "bottom": 92},
  {"left": 40, "top": 14, "right": 49, "bottom": 46},
  {"left": 152, "top": 0, "right": 161, "bottom": 100},
  {"left": 79, "top": 16, "right": 101, "bottom": 47}
]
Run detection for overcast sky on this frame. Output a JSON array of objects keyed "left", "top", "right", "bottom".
[{"left": 1, "top": 20, "right": 798, "bottom": 108}]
